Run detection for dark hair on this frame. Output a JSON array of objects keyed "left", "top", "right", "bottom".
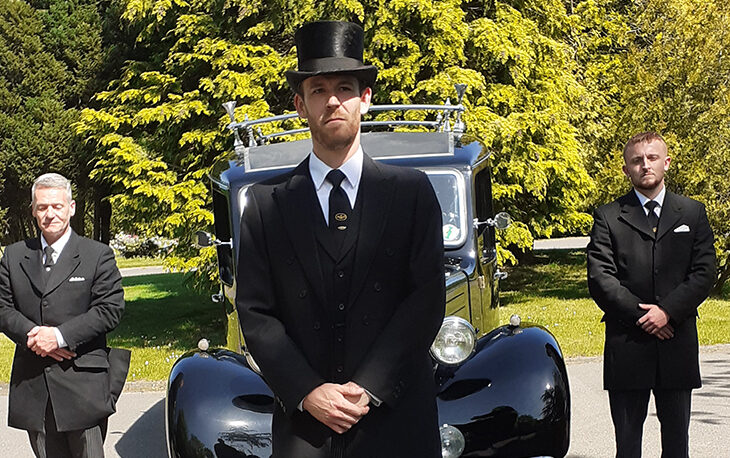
[
  {"left": 294, "top": 75, "right": 368, "bottom": 97},
  {"left": 623, "top": 131, "right": 667, "bottom": 158}
]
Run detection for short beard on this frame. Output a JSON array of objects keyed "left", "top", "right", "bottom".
[{"left": 311, "top": 127, "right": 358, "bottom": 153}]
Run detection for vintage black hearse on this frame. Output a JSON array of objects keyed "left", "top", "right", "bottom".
[{"left": 166, "top": 86, "right": 570, "bottom": 458}]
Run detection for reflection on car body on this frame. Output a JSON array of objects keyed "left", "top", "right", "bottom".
[{"left": 166, "top": 85, "right": 570, "bottom": 458}]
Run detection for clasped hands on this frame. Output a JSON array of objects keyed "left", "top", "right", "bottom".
[
  {"left": 637, "top": 303, "right": 673, "bottom": 340},
  {"left": 302, "top": 381, "right": 371, "bottom": 434},
  {"left": 26, "top": 326, "right": 76, "bottom": 361}
]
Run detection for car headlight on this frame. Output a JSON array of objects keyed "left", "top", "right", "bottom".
[
  {"left": 430, "top": 316, "right": 476, "bottom": 366},
  {"left": 440, "top": 424, "right": 466, "bottom": 457}
]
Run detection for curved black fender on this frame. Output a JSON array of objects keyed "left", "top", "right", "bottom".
[
  {"left": 435, "top": 323, "right": 570, "bottom": 458},
  {"left": 166, "top": 349, "right": 274, "bottom": 458}
]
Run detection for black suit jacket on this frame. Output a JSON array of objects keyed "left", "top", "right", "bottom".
[
  {"left": 0, "top": 231, "right": 128, "bottom": 432},
  {"left": 587, "top": 190, "right": 715, "bottom": 390},
  {"left": 236, "top": 154, "right": 445, "bottom": 457}
]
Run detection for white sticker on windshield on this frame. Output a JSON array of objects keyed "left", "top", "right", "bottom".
[{"left": 443, "top": 224, "right": 460, "bottom": 242}]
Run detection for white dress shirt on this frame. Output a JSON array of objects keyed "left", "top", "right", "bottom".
[
  {"left": 634, "top": 185, "right": 666, "bottom": 218},
  {"left": 40, "top": 227, "right": 72, "bottom": 348},
  {"left": 308, "top": 146, "right": 363, "bottom": 224}
]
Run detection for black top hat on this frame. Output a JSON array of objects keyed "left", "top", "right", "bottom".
[{"left": 285, "top": 21, "right": 378, "bottom": 92}]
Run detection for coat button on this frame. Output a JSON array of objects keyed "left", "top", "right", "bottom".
[
  {"left": 336, "top": 366, "right": 344, "bottom": 373},
  {"left": 373, "top": 282, "right": 382, "bottom": 292},
  {"left": 337, "top": 335, "right": 343, "bottom": 343},
  {"left": 337, "top": 270, "right": 345, "bottom": 278},
  {"left": 338, "top": 303, "right": 345, "bottom": 311},
  {"left": 313, "top": 321, "right": 320, "bottom": 330},
  {"left": 362, "top": 315, "right": 369, "bottom": 326},
  {"left": 42, "top": 300, "right": 48, "bottom": 307},
  {"left": 286, "top": 256, "right": 295, "bottom": 265},
  {"left": 299, "top": 289, "right": 307, "bottom": 298},
  {"left": 386, "top": 248, "right": 394, "bottom": 256}
]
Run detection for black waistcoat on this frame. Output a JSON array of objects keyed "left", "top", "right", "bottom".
[{"left": 314, "top": 194, "right": 362, "bottom": 384}]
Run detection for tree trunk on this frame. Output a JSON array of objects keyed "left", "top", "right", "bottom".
[
  {"left": 93, "top": 189, "right": 112, "bottom": 245},
  {"left": 72, "top": 195, "right": 85, "bottom": 237},
  {"left": 711, "top": 264, "right": 729, "bottom": 297}
]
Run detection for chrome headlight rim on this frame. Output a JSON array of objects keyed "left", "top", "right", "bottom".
[
  {"left": 439, "top": 423, "right": 466, "bottom": 458},
  {"left": 430, "top": 316, "right": 477, "bottom": 367}
]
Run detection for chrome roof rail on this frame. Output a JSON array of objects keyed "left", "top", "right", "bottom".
[{"left": 223, "top": 84, "right": 468, "bottom": 166}]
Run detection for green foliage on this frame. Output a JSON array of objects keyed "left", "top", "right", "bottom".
[
  {"left": 0, "top": 0, "right": 81, "bottom": 242},
  {"left": 578, "top": 0, "right": 730, "bottom": 292},
  {"left": 76, "top": 0, "right": 596, "bottom": 282}
]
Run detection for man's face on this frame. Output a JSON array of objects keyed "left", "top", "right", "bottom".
[
  {"left": 32, "top": 186, "right": 75, "bottom": 244},
  {"left": 294, "top": 74, "right": 371, "bottom": 153},
  {"left": 622, "top": 140, "right": 671, "bottom": 194}
]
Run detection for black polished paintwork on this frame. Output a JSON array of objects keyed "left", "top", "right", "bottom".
[{"left": 167, "top": 323, "right": 569, "bottom": 458}]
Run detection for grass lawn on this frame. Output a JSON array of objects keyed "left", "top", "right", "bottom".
[
  {"left": 115, "top": 256, "right": 165, "bottom": 269},
  {"left": 0, "top": 273, "right": 225, "bottom": 383},
  {"left": 499, "top": 250, "right": 730, "bottom": 358}
]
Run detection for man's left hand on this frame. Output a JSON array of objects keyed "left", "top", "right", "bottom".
[
  {"left": 637, "top": 303, "right": 670, "bottom": 335},
  {"left": 27, "top": 326, "right": 59, "bottom": 356}
]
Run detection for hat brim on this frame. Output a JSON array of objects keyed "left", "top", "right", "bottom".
[{"left": 286, "top": 66, "right": 377, "bottom": 93}]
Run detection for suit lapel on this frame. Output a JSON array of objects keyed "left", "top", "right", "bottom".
[
  {"left": 656, "top": 191, "right": 682, "bottom": 242},
  {"left": 274, "top": 158, "right": 328, "bottom": 307},
  {"left": 348, "top": 155, "right": 395, "bottom": 305},
  {"left": 45, "top": 231, "right": 81, "bottom": 295},
  {"left": 19, "top": 238, "right": 45, "bottom": 294},
  {"left": 618, "top": 191, "right": 655, "bottom": 239}
]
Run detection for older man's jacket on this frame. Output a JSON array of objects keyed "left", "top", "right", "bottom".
[
  {"left": 236, "top": 154, "right": 445, "bottom": 457},
  {"left": 587, "top": 190, "right": 715, "bottom": 390},
  {"left": 0, "top": 231, "right": 128, "bottom": 432}
]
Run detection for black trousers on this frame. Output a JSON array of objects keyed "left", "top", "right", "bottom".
[
  {"left": 27, "top": 399, "right": 107, "bottom": 458},
  {"left": 608, "top": 389, "right": 692, "bottom": 458}
]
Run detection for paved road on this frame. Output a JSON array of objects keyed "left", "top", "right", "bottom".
[{"left": 2, "top": 344, "right": 728, "bottom": 457}]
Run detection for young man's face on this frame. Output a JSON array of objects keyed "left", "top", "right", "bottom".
[
  {"left": 32, "top": 186, "right": 75, "bottom": 245},
  {"left": 294, "top": 74, "right": 371, "bottom": 153},
  {"left": 622, "top": 140, "right": 671, "bottom": 194}
]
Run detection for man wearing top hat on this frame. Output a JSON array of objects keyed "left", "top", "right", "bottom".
[{"left": 236, "top": 21, "right": 445, "bottom": 457}]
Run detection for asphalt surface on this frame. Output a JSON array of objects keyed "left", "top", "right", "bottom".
[
  {"left": 3, "top": 251, "right": 728, "bottom": 457},
  {"left": 1, "top": 345, "right": 728, "bottom": 457}
]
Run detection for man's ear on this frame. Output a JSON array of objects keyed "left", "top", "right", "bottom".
[
  {"left": 359, "top": 87, "right": 372, "bottom": 115},
  {"left": 294, "top": 93, "right": 307, "bottom": 118},
  {"left": 664, "top": 156, "right": 671, "bottom": 171},
  {"left": 70, "top": 200, "right": 76, "bottom": 217}
]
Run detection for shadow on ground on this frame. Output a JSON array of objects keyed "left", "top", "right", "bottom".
[{"left": 112, "top": 399, "right": 167, "bottom": 458}]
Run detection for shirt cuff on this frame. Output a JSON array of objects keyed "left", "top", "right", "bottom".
[
  {"left": 364, "top": 388, "right": 382, "bottom": 407},
  {"left": 53, "top": 327, "right": 67, "bottom": 348}
]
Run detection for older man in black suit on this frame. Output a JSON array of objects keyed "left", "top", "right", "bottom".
[
  {"left": 587, "top": 132, "right": 715, "bottom": 458},
  {"left": 0, "top": 173, "right": 128, "bottom": 458},
  {"left": 236, "top": 21, "right": 445, "bottom": 457}
]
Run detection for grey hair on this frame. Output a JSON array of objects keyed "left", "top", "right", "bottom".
[{"left": 31, "top": 173, "right": 73, "bottom": 207}]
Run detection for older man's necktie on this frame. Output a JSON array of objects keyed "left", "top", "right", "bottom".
[
  {"left": 645, "top": 200, "right": 659, "bottom": 236},
  {"left": 326, "top": 169, "right": 351, "bottom": 248},
  {"left": 43, "top": 246, "right": 55, "bottom": 269}
]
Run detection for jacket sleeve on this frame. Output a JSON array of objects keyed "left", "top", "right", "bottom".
[
  {"left": 56, "top": 244, "right": 125, "bottom": 349},
  {"left": 351, "top": 173, "right": 446, "bottom": 406},
  {"left": 586, "top": 207, "right": 645, "bottom": 324},
  {"left": 236, "top": 189, "right": 325, "bottom": 415},
  {"left": 0, "top": 250, "right": 38, "bottom": 344},
  {"left": 658, "top": 203, "right": 715, "bottom": 324}
]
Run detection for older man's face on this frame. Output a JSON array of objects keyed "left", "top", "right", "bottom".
[
  {"left": 294, "top": 74, "right": 371, "bottom": 153},
  {"left": 32, "top": 187, "right": 75, "bottom": 245}
]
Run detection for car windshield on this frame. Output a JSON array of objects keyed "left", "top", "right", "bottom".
[
  {"left": 239, "top": 168, "right": 467, "bottom": 248},
  {"left": 424, "top": 169, "right": 467, "bottom": 248}
]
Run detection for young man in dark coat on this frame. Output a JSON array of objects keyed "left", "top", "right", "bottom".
[
  {"left": 0, "top": 173, "right": 129, "bottom": 458},
  {"left": 587, "top": 132, "right": 715, "bottom": 458},
  {"left": 235, "top": 21, "right": 445, "bottom": 457}
]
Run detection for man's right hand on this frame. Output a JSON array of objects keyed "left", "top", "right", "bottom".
[{"left": 302, "top": 383, "right": 370, "bottom": 434}]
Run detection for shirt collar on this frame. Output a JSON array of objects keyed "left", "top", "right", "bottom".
[
  {"left": 634, "top": 185, "right": 666, "bottom": 209},
  {"left": 309, "top": 146, "right": 364, "bottom": 191},
  {"left": 41, "top": 227, "right": 72, "bottom": 256}
]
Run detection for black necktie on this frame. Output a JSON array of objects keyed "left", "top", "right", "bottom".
[
  {"left": 326, "top": 169, "right": 351, "bottom": 246},
  {"left": 43, "top": 246, "right": 55, "bottom": 269},
  {"left": 645, "top": 200, "right": 659, "bottom": 235}
]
